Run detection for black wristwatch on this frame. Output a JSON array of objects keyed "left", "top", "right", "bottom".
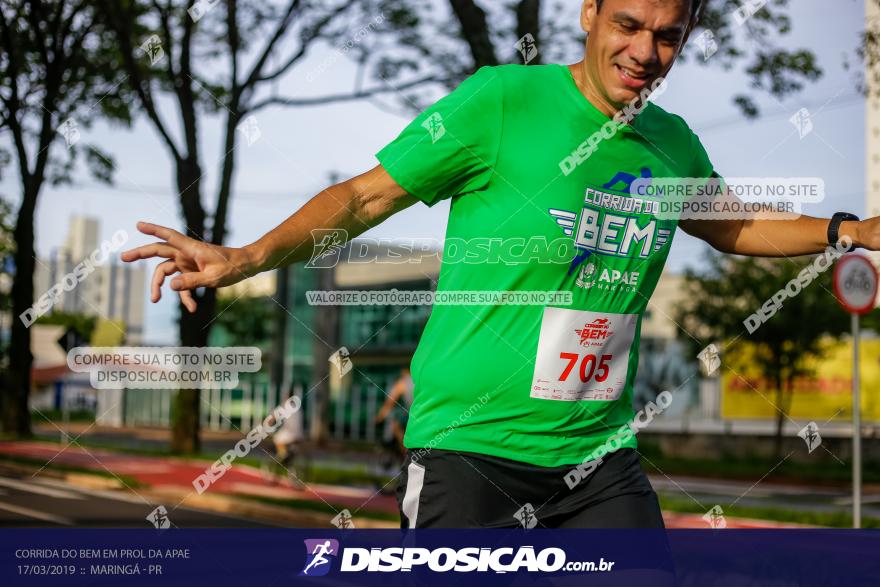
[{"left": 827, "top": 212, "right": 859, "bottom": 247}]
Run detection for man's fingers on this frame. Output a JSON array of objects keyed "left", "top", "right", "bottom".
[
  {"left": 122, "top": 242, "right": 177, "bottom": 263},
  {"left": 151, "top": 260, "right": 178, "bottom": 303},
  {"left": 170, "top": 271, "right": 210, "bottom": 292},
  {"left": 136, "top": 221, "right": 194, "bottom": 252},
  {"left": 179, "top": 289, "right": 197, "bottom": 313}
]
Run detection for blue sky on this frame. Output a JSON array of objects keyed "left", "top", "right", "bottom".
[{"left": 1, "top": 0, "right": 868, "bottom": 344}]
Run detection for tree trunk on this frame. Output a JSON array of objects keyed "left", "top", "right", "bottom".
[
  {"left": 516, "top": 0, "right": 542, "bottom": 64},
  {"left": 172, "top": 290, "right": 215, "bottom": 454},
  {"left": 169, "top": 157, "right": 212, "bottom": 454},
  {"left": 449, "top": 0, "right": 499, "bottom": 68},
  {"left": 3, "top": 184, "right": 37, "bottom": 437},
  {"left": 211, "top": 112, "right": 239, "bottom": 247}
]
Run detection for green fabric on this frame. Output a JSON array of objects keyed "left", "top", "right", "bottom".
[{"left": 376, "top": 63, "right": 715, "bottom": 467}]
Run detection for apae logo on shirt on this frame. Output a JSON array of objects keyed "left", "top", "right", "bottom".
[{"left": 574, "top": 262, "right": 641, "bottom": 291}]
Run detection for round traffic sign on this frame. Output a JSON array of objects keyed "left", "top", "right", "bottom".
[{"left": 833, "top": 254, "right": 879, "bottom": 315}]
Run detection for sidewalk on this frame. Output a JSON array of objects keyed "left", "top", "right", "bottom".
[{"left": 0, "top": 440, "right": 813, "bottom": 528}]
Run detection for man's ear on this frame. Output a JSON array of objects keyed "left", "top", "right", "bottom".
[{"left": 581, "top": 0, "right": 599, "bottom": 34}]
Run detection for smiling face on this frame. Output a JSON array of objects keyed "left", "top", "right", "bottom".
[{"left": 579, "top": 0, "right": 694, "bottom": 115}]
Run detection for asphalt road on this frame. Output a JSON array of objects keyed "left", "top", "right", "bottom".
[{"left": 0, "top": 472, "right": 274, "bottom": 528}]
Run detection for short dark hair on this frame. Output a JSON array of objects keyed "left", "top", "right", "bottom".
[{"left": 595, "top": 0, "right": 704, "bottom": 24}]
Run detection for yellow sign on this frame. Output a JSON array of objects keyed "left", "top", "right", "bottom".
[
  {"left": 90, "top": 318, "right": 126, "bottom": 347},
  {"left": 721, "top": 338, "right": 880, "bottom": 421}
]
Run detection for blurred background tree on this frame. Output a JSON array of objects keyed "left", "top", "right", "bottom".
[
  {"left": 0, "top": 0, "right": 132, "bottom": 438},
  {"left": 341, "top": 0, "right": 822, "bottom": 115},
  {"left": 97, "top": 0, "right": 371, "bottom": 452},
  {"left": 675, "top": 251, "right": 856, "bottom": 459}
]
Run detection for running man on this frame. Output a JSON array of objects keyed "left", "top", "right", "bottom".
[
  {"left": 262, "top": 398, "right": 305, "bottom": 488},
  {"left": 375, "top": 366, "right": 415, "bottom": 459},
  {"left": 121, "top": 0, "right": 880, "bottom": 528},
  {"left": 302, "top": 540, "right": 334, "bottom": 575}
]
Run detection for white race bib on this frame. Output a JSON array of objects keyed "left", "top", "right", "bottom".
[{"left": 530, "top": 307, "right": 637, "bottom": 401}]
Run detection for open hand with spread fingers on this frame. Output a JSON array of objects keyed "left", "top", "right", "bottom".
[{"left": 120, "top": 221, "right": 261, "bottom": 313}]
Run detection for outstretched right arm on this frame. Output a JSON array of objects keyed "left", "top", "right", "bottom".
[{"left": 120, "top": 164, "right": 418, "bottom": 312}]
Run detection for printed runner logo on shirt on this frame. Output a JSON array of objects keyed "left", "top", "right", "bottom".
[
  {"left": 575, "top": 318, "right": 612, "bottom": 346},
  {"left": 548, "top": 168, "right": 673, "bottom": 277}
]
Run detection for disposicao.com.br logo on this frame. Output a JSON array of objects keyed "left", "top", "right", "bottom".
[
  {"left": 300, "top": 539, "right": 340, "bottom": 577},
  {"left": 299, "top": 539, "right": 614, "bottom": 575}
]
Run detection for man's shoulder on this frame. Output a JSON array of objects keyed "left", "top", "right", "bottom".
[
  {"left": 641, "top": 101, "right": 695, "bottom": 135},
  {"left": 479, "top": 63, "right": 564, "bottom": 85},
  {"left": 466, "top": 63, "right": 566, "bottom": 110},
  {"left": 638, "top": 101, "right": 703, "bottom": 155},
  {"left": 640, "top": 102, "right": 714, "bottom": 176}
]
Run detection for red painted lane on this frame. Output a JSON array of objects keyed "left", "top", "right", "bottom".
[
  {"left": 0, "top": 441, "right": 399, "bottom": 514},
  {"left": 0, "top": 442, "right": 811, "bottom": 528}
]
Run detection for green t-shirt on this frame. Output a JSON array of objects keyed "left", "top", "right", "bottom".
[{"left": 376, "top": 63, "right": 715, "bottom": 467}]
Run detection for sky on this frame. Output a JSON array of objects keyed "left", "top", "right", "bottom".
[{"left": 1, "top": 0, "right": 869, "bottom": 344}]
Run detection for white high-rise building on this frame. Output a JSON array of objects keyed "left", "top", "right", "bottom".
[{"left": 33, "top": 216, "right": 146, "bottom": 343}]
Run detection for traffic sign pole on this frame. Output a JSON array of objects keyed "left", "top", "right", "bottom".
[
  {"left": 832, "top": 254, "right": 877, "bottom": 530},
  {"left": 852, "top": 312, "right": 861, "bottom": 529}
]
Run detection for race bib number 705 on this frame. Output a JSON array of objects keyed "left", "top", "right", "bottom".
[{"left": 530, "top": 307, "right": 637, "bottom": 402}]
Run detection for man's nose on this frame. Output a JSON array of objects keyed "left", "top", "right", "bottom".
[{"left": 628, "top": 31, "right": 659, "bottom": 68}]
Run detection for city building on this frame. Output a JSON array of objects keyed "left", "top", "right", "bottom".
[{"left": 33, "top": 216, "right": 146, "bottom": 343}]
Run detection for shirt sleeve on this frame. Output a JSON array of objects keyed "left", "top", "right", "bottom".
[
  {"left": 688, "top": 127, "right": 726, "bottom": 198},
  {"left": 375, "top": 66, "right": 504, "bottom": 207},
  {"left": 689, "top": 128, "right": 717, "bottom": 180}
]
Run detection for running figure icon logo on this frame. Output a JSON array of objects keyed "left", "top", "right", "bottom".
[
  {"left": 300, "top": 539, "right": 340, "bottom": 577},
  {"left": 575, "top": 318, "right": 613, "bottom": 347}
]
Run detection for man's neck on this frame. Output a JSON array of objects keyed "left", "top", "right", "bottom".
[{"left": 567, "top": 60, "right": 621, "bottom": 118}]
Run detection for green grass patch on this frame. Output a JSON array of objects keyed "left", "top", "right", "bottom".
[
  {"left": 0, "top": 455, "right": 144, "bottom": 489},
  {"left": 658, "top": 494, "right": 880, "bottom": 528},
  {"left": 33, "top": 434, "right": 202, "bottom": 459},
  {"left": 238, "top": 494, "right": 398, "bottom": 522},
  {"left": 637, "top": 442, "right": 880, "bottom": 485},
  {"left": 32, "top": 435, "right": 394, "bottom": 487},
  {"left": 296, "top": 464, "right": 393, "bottom": 488},
  {"left": 31, "top": 409, "right": 95, "bottom": 423}
]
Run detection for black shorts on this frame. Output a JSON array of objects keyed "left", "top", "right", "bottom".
[{"left": 395, "top": 447, "right": 664, "bottom": 529}]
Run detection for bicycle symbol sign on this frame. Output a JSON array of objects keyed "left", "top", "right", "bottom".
[{"left": 833, "top": 255, "right": 879, "bottom": 315}]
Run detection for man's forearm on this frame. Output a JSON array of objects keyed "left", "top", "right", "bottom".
[
  {"left": 242, "top": 183, "right": 364, "bottom": 274},
  {"left": 729, "top": 215, "right": 862, "bottom": 257},
  {"left": 683, "top": 215, "right": 863, "bottom": 257},
  {"left": 240, "top": 166, "right": 417, "bottom": 276}
]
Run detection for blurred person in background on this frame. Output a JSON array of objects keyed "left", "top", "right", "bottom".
[{"left": 375, "top": 366, "right": 414, "bottom": 473}]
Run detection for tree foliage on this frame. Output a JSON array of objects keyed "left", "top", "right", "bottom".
[
  {"left": 342, "top": 0, "right": 823, "bottom": 115},
  {"left": 675, "top": 250, "right": 855, "bottom": 457},
  {"left": 98, "top": 0, "right": 365, "bottom": 451},
  {"left": 0, "top": 0, "right": 132, "bottom": 437}
]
